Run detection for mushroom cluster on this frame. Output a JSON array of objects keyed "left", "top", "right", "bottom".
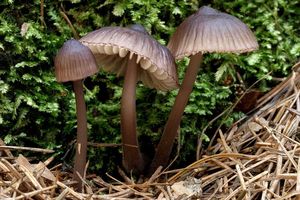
[{"left": 54, "top": 5, "right": 259, "bottom": 180}]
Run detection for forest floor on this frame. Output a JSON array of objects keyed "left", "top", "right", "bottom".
[{"left": 1, "top": 65, "right": 300, "bottom": 199}]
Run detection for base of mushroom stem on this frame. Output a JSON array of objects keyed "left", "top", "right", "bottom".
[{"left": 122, "top": 152, "right": 148, "bottom": 174}]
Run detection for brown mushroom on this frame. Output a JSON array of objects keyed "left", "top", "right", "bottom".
[
  {"left": 150, "top": 6, "right": 259, "bottom": 172},
  {"left": 54, "top": 39, "right": 98, "bottom": 190},
  {"left": 80, "top": 24, "right": 178, "bottom": 172}
]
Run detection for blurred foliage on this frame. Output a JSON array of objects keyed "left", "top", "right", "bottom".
[{"left": 0, "top": 0, "right": 299, "bottom": 175}]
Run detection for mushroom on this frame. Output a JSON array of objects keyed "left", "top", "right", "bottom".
[
  {"left": 80, "top": 24, "right": 178, "bottom": 172},
  {"left": 54, "top": 39, "right": 98, "bottom": 190},
  {"left": 150, "top": 6, "right": 259, "bottom": 172}
]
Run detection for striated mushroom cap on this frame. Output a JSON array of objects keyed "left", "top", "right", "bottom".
[
  {"left": 79, "top": 25, "right": 178, "bottom": 91},
  {"left": 55, "top": 39, "right": 98, "bottom": 82},
  {"left": 167, "top": 6, "right": 259, "bottom": 60}
]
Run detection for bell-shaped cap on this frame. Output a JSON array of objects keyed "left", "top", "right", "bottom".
[
  {"left": 168, "top": 6, "right": 259, "bottom": 60},
  {"left": 80, "top": 25, "right": 178, "bottom": 91},
  {"left": 55, "top": 39, "right": 98, "bottom": 82}
]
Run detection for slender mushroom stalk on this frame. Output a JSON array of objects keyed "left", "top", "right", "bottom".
[
  {"left": 150, "top": 52, "right": 203, "bottom": 170},
  {"left": 80, "top": 25, "right": 178, "bottom": 173},
  {"left": 72, "top": 80, "right": 88, "bottom": 187},
  {"left": 121, "top": 54, "right": 144, "bottom": 171},
  {"left": 54, "top": 39, "right": 98, "bottom": 191},
  {"left": 150, "top": 6, "right": 259, "bottom": 173}
]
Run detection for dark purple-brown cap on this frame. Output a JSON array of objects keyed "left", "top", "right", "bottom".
[
  {"left": 79, "top": 25, "right": 178, "bottom": 91},
  {"left": 168, "top": 6, "right": 259, "bottom": 60},
  {"left": 55, "top": 39, "right": 98, "bottom": 82}
]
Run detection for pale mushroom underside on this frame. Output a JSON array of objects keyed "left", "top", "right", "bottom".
[{"left": 80, "top": 27, "right": 179, "bottom": 91}]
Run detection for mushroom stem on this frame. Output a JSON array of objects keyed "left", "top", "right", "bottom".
[
  {"left": 73, "top": 79, "right": 88, "bottom": 191},
  {"left": 121, "top": 54, "right": 144, "bottom": 172},
  {"left": 150, "top": 52, "right": 203, "bottom": 173}
]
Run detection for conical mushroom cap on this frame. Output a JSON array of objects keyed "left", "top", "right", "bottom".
[
  {"left": 55, "top": 39, "right": 98, "bottom": 82},
  {"left": 80, "top": 25, "right": 178, "bottom": 91},
  {"left": 168, "top": 6, "right": 259, "bottom": 60}
]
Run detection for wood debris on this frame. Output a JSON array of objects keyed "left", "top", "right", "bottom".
[
  {"left": 167, "top": 69, "right": 300, "bottom": 199},
  {"left": 0, "top": 148, "right": 153, "bottom": 199}
]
